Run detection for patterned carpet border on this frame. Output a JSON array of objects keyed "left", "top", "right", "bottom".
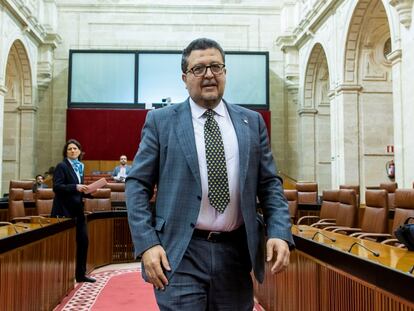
[
  {"left": 56, "top": 266, "right": 265, "bottom": 311},
  {"left": 57, "top": 267, "right": 140, "bottom": 311}
]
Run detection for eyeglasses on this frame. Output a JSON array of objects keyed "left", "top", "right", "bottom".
[{"left": 186, "top": 63, "right": 225, "bottom": 77}]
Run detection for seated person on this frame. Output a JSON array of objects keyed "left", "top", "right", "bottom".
[
  {"left": 112, "top": 155, "right": 132, "bottom": 182},
  {"left": 33, "top": 174, "right": 48, "bottom": 192}
]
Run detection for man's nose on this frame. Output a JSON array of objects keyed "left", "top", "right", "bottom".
[{"left": 204, "top": 67, "right": 214, "bottom": 77}]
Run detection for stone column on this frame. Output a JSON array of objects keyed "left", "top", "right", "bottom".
[
  {"left": 333, "top": 84, "right": 362, "bottom": 185},
  {"left": 18, "top": 105, "right": 37, "bottom": 179},
  {"left": 286, "top": 82, "right": 299, "bottom": 179},
  {"left": 328, "top": 90, "right": 339, "bottom": 189},
  {"left": 388, "top": 49, "right": 405, "bottom": 186},
  {"left": 0, "top": 85, "right": 7, "bottom": 195},
  {"left": 298, "top": 107, "right": 317, "bottom": 181}
]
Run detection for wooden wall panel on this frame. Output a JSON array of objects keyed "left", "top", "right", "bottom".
[
  {"left": 0, "top": 228, "right": 76, "bottom": 311},
  {"left": 254, "top": 250, "right": 414, "bottom": 311},
  {"left": 86, "top": 216, "right": 134, "bottom": 272}
]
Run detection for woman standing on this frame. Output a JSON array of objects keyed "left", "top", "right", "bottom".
[{"left": 51, "top": 139, "right": 96, "bottom": 283}]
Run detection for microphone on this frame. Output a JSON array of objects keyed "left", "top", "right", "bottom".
[
  {"left": 14, "top": 223, "right": 29, "bottom": 229},
  {"left": 409, "top": 265, "right": 414, "bottom": 274},
  {"left": 0, "top": 221, "right": 18, "bottom": 233},
  {"left": 347, "top": 242, "right": 380, "bottom": 257},
  {"left": 9, "top": 223, "right": 29, "bottom": 233},
  {"left": 311, "top": 231, "right": 336, "bottom": 242},
  {"left": 31, "top": 216, "right": 50, "bottom": 228}
]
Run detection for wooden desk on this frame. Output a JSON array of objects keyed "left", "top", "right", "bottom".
[
  {"left": 0, "top": 211, "right": 134, "bottom": 311},
  {"left": 0, "top": 218, "right": 76, "bottom": 311},
  {"left": 253, "top": 225, "right": 414, "bottom": 311}
]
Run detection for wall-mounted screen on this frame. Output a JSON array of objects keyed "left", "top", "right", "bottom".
[
  {"left": 70, "top": 52, "right": 135, "bottom": 104},
  {"left": 69, "top": 50, "right": 269, "bottom": 109},
  {"left": 138, "top": 52, "right": 187, "bottom": 105}
]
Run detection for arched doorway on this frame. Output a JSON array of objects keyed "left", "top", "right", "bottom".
[
  {"left": 339, "top": 0, "right": 393, "bottom": 190},
  {"left": 300, "top": 43, "right": 332, "bottom": 191},
  {"left": 2, "top": 40, "right": 34, "bottom": 194}
]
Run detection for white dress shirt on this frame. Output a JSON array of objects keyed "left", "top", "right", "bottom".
[
  {"left": 189, "top": 98, "right": 243, "bottom": 232},
  {"left": 118, "top": 166, "right": 127, "bottom": 178}
]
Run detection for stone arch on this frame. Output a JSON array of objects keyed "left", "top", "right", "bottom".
[
  {"left": 303, "top": 43, "right": 329, "bottom": 109},
  {"left": 300, "top": 43, "right": 332, "bottom": 190},
  {"left": 343, "top": 0, "right": 393, "bottom": 84},
  {"left": 339, "top": 0, "right": 394, "bottom": 193},
  {"left": 2, "top": 39, "right": 34, "bottom": 193}
]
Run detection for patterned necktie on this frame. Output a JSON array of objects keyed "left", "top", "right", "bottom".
[{"left": 204, "top": 109, "right": 230, "bottom": 213}]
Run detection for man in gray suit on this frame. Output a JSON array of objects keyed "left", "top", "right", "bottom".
[{"left": 126, "top": 38, "right": 293, "bottom": 311}]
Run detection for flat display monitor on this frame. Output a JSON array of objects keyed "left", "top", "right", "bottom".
[{"left": 69, "top": 50, "right": 269, "bottom": 109}]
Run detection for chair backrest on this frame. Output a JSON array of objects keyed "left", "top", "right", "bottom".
[
  {"left": 392, "top": 189, "right": 414, "bottom": 236},
  {"left": 84, "top": 188, "right": 112, "bottom": 212},
  {"left": 296, "top": 182, "right": 318, "bottom": 204},
  {"left": 36, "top": 188, "right": 55, "bottom": 216},
  {"left": 9, "top": 180, "right": 35, "bottom": 201},
  {"left": 379, "top": 182, "right": 398, "bottom": 210},
  {"left": 335, "top": 189, "right": 358, "bottom": 227},
  {"left": 319, "top": 190, "right": 340, "bottom": 220},
  {"left": 339, "top": 185, "right": 360, "bottom": 206},
  {"left": 105, "top": 182, "right": 125, "bottom": 202},
  {"left": 361, "top": 190, "right": 388, "bottom": 233},
  {"left": 284, "top": 189, "right": 298, "bottom": 220},
  {"left": 8, "top": 188, "right": 25, "bottom": 220}
]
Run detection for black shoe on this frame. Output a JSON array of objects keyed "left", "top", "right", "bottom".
[{"left": 76, "top": 275, "right": 96, "bottom": 283}]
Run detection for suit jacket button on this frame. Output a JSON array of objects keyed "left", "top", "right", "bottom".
[
  {"left": 197, "top": 195, "right": 201, "bottom": 200},
  {"left": 190, "top": 223, "right": 195, "bottom": 228}
]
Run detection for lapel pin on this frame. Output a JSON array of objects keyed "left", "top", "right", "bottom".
[{"left": 243, "top": 119, "right": 248, "bottom": 124}]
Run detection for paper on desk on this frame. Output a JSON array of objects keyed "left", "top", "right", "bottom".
[{"left": 85, "top": 177, "right": 107, "bottom": 194}]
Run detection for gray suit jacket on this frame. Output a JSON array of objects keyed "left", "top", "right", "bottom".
[
  {"left": 112, "top": 165, "right": 132, "bottom": 177},
  {"left": 126, "top": 99, "right": 293, "bottom": 283}
]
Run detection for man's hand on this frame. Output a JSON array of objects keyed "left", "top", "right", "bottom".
[
  {"left": 142, "top": 245, "right": 171, "bottom": 290},
  {"left": 266, "top": 238, "right": 290, "bottom": 274}
]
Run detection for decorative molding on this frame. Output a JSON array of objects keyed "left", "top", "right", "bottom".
[
  {"left": 37, "top": 61, "right": 53, "bottom": 89},
  {"left": 57, "top": 2, "right": 282, "bottom": 15},
  {"left": 18, "top": 105, "right": 37, "bottom": 112},
  {"left": 298, "top": 108, "right": 318, "bottom": 116},
  {"left": 389, "top": 0, "right": 413, "bottom": 28},
  {"left": 275, "top": 34, "right": 297, "bottom": 52},
  {"left": 335, "top": 84, "right": 363, "bottom": 94},
  {"left": 276, "top": 0, "right": 344, "bottom": 51},
  {"left": 0, "top": 85, "right": 8, "bottom": 96},
  {"left": 327, "top": 89, "right": 336, "bottom": 99},
  {"left": 386, "top": 49, "right": 403, "bottom": 64},
  {"left": 4, "top": 0, "right": 62, "bottom": 48},
  {"left": 286, "top": 80, "right": 299, "bottom": 91},
  {"left": 43, "top": 33, "right": 63, "bottom": 49}
]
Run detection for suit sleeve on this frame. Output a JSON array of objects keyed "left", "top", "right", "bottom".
[
  {"left": 256, "top": 114, "right": 295, "bottom": 247},
  {"left": 53, "top": 163, "right": 78, "bottom": 194},
  {"left": 125, "top": 111, "right": 160, "bottom": 258}
]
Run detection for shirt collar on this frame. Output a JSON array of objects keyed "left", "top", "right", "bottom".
[{"left": 189, "top": 97, "right": 226, "bottom": 119}]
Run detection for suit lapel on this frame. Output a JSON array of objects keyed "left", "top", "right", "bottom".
[
  {"left": 226, "top": 102, "right": 250, "bottom": 194},
  {"left": 64, "top": 158, "right": 80, "bottom": 184},
  {"left": 174, "top": 101, "right": 201, "bottom": 190}
]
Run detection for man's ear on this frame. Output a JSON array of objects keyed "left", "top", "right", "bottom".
[{"left": 182, "top": 74, "right": 188, "bottom": 89}]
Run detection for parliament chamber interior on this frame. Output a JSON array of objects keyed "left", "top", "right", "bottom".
[{"left": 1, "top": 0, "right": 414, "bottom": 310}]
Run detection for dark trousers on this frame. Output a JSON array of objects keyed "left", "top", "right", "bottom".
[
  {"left": 75, "top": 214, "right": 89, "bottom": 278},
  {"left": 154, "top": 232, "right": 254, "bottom": 311}
]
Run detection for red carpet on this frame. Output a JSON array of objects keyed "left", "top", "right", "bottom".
[
  {"left": 55, "top": 267, "right": 265, "bottom": 311},
  {"left": 91, "top": 271, "right": 157, "bottom": 311}
]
